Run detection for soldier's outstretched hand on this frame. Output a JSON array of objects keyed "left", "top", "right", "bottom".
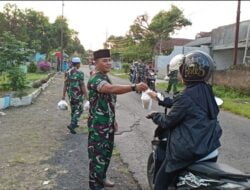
[{"left": 136, "top": 82, "right": 148, "bottom": 92}]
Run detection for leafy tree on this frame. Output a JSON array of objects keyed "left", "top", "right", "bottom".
[
  {"left": 0, "top": 31, "right": 34, "bottom": 71},
  {"left": 0, "top": 31, "right": 34, "bottom": 90},
  {"left": 0, "top": 3, "right": 86, "bottom": 60},
  {"left": 129, "top": 5, "right": 191, "bottom": 55},
  {"left": 105, "top": 5, "right": 192, "bottom": 62}
]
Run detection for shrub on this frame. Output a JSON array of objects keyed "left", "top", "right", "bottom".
[
  {"left": 28, "top": 62, "right": 37, "bottom": 73},
  {"left": 7, "top": 67, "right": 27, "bottom": 91},
  {"left": 32, "top": 80, "right": 42, "bottom": 88},
  {"left": 38, "top": 61, "right": 51, "bottom": 72},
  {"left": 122, "top": 63, "right": 130, "bottom": 73}
]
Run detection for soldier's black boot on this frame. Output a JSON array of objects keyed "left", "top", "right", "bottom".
[{"left": 67, "top": 124, "right": 77, "bottom": 134}]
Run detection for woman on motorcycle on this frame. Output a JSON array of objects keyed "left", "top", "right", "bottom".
[{"left": 147, "top": 51, "right": 222, "bottom": 190}]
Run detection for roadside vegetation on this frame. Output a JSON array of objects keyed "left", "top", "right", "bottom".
[{"left": 110, "top": 68, "right": 129, "bottom": 80}]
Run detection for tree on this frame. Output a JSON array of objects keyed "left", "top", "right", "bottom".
[
  {"left": 0, "top": 31, "right": 34, "bottom": 91},
  {"left": 0, "top": 3, "right": 86, "bottom": 60},
  {"left": 23, "top": 8, "right": 51, "bottom": 53},
  {"left": 0, "top": 31, "right": 34, "bottom": 72},
  {"left": 105, "top": 5, "right": 192, "bottom": 63},
  {"left": 66, "top": 34, "right": 85, "bottom": 56},
  {"left": 129, "top": 5, "right": 191, "bottom": 56}
]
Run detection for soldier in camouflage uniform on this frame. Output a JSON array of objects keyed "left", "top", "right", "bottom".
[
  {"left": 62, "top": 57, "right": 88, "bottom": 134},
  {"left": 165, "top": 54, "right": 184, "bottom": 95},
  {"left": 166, "top": 70, "right": 178, "bottom": 94},
  {"left": 137, "top": 62, "right": 146, "bottom": 83},
  {"left": 88, "top": 49, "right": 148, "bottom": 190}
]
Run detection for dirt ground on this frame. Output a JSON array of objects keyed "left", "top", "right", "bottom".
[{"left": 0, "top": 73, "right": 141, "bottom": 190}]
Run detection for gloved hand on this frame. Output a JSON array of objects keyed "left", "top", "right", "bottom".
[{"left": 146, "top": 111, "right": 158, "bottom": 119}]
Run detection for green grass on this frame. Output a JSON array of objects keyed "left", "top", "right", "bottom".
[
  {"left": 212, "top": 85, "right": 250, "bottom": 119},
  {"left": 222, "top": 98, "right": 250, "bottom": 119},
  {"left": 112, "top": 147, "right": 121, "bottom": 157},
  {"left": 156, "top": 82, "right": 250, "bottom": 119},
  {"left": 26, "top": 73, "right": 48, "bottom": 82},
  {"left": 0, "top": 72, "right": 49, "bottom": 97},
  {"left": 0, "top": 73, "right": 48, "bottom": 85},
  {"left": 78, "top": 125, "right": 88, "bottom": 134},
  {"left": 156, "top": 82, "right": 184, "bottom": 92},
  {"left": 109, "top": 69, "right": 129, "bottom": 80}
]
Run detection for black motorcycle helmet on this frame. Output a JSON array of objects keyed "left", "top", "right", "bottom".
[{"left": 179, "top": 50, "right": 215, "bottom": 82}]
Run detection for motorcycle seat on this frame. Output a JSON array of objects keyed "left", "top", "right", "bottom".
[{"left": 188, "top": 162, "right": 250, "bottom": 180}]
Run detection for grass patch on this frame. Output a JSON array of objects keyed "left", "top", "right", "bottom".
[
  {"left": 78, "top": 125, "right": 88, "bottom": 134},
  {"left": 26, "top": 73, "right": 48, "bottom": 82},
  {"left": 117, "top": 166, "right": 130, "bottom": 175},
  {"left": 0, "top": 72, "right": 48, "bottom": 85},
  {"left": 109, "top": 69, "right": 129, "bottom": 80},
  {"left": 213, "top": 85, "right": 250, "bottom": 119},
  {"left": 156, "top": 82, "right": 184, "bottom": 92},
  {"left": 112, "top": 148, "right": 121, "bottom": 157},
  {"left": 212, "top": 85, "right": 250, "bottom": 99},
  {"left": 0, "top": 72, "right": 50, "bottom": 97},
  {"left": 222, "top": 98, "right": 250, "bottom": 119}
]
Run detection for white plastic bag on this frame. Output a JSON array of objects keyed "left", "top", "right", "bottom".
[
  {"left": 57, "top": 100, "right": 68, "bottom": 110},
  {"left": 215, "top": 96, "right": 223, "bottom": 106},
  {"left": 141, "top": 89, "right": 152, "bottom": 110},
  {"left": 84, "top": 101, "right": 90, "bottom": 111},
  {"left": 164, "top": 75, "right": 169, "bottom": 81}
]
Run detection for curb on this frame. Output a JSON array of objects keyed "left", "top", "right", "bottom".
[{"left": 0, "top": 74, "right": 56, "bottom": 110}]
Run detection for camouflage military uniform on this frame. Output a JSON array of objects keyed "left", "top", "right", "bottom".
[
  {"left": 65, "top": 67, "right": 85, "bottom": 129},
  {"left": 87, "top": 72, "right": 117, "bottom": 190},
  {"left": 138, "top": 64, "right": 146, "bottom": 83},
  {"left": 166, "top": 70, "right": 178, "bottom": 94}
]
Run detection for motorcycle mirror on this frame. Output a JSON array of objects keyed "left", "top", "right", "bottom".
[{"left": 215, "top": 96, "right": 223, "bottom": 106}]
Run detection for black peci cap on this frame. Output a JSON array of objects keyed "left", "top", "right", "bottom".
[{"left": 93, "top": 49, "right": 111, "bottom": 60}]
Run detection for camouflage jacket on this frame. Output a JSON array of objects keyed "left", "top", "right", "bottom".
[
  {"left": 87, "top": 72, "right": 117, "bottom": 127},
  {"left": 168, "top": 70, "right": 178, "bottom": 79},
  {"left": 65, "top": 67, "right": 84, "bottom": 102}
]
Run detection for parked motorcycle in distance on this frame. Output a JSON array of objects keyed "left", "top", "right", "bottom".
[{"left": 147, "top": 71, "right": 156, "bottom": 91}]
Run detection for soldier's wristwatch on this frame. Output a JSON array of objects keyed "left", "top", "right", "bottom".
[{"left": 131, "top": 84, "right": 136, "bottom": 91}]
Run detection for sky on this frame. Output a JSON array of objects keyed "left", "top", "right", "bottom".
[{"left": 1, "top": 1, "right": 250, "bottom": 50}]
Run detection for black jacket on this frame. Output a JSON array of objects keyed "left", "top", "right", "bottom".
[{"left": 152, "top": 93, "right": 222, "bottom": 173}]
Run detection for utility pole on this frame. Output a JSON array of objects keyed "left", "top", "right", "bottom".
[
  {"left": 159, "top": 37, "right": 162, "bottom": 55},
  {"left": 105, "top": 28, "right": 109, "bottom": 49},
  {"left": 233, "top": 0, "right": 241, "bottom": 66},
  {"left": 60, "top": 0, "right": 64, "bottom": 71}
]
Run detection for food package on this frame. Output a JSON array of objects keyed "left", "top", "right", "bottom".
[
  {"left": 141, "top": 89, "right": 152, "bottom": 110},
  {"left": 84, "top": 101, "right": 90, "bottom": 111},
  {"left": 57, "top": 100, "right": 68, "bottom": 110}
]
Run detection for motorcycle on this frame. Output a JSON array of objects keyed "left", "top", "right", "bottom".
[
  {"left": 147, "top": 72, "right": 156, "bottom": 91},
  {"left": 146, "top": 97, "right": 250, "bottom": 190},
  {"left": 129, "top": 68, "right": 136, "bottom": 83}
]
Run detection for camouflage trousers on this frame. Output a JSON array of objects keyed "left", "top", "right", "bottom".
[
  {"left": 70, "top": 100, "right": 83, "bottom": 128},
  {"left": 166, "top": 78, "right": 178, "bottom": 94},
  {"left": 88, "top": 124, "right": 114, "bottom": 190}
]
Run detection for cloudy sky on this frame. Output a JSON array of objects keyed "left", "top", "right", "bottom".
[{"left": 1, "top": 1, "right": 250, "bottom": 50}]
